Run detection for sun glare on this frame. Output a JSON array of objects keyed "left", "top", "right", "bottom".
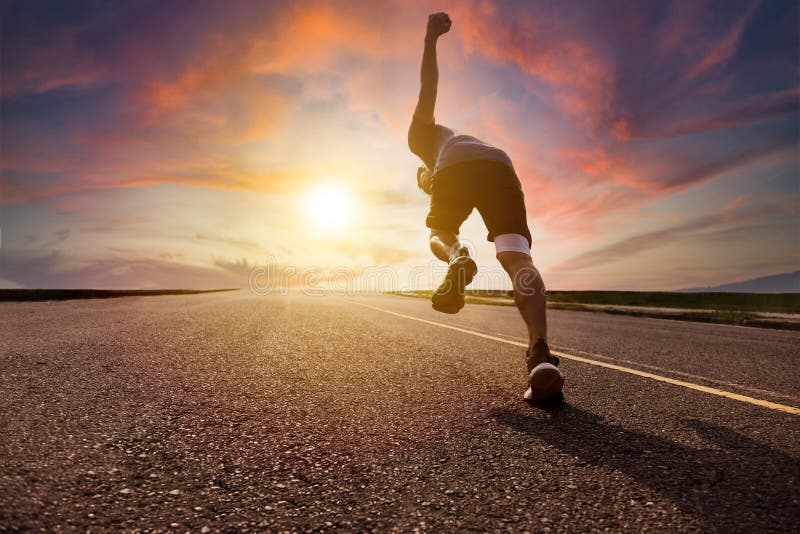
[{"left": 303, "top": 184, "right": 357, "bottom": 232}]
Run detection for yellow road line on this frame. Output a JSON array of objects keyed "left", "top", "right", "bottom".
[
  {"left": 467, "top": 329, "right": 799, "bottom": 403},
  {"left": 349, "top": 301, "right": 800, "bottom": 416},
  {"left": 551, "top": 344, "right": 800, "bottom": 403}
]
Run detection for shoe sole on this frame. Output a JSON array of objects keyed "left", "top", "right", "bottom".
[
  {"left": 527, "top": 362, "right": 565, "bottom": 400},
  {"left": 524, "top": 388, "right": 564, "bottom": 406},
  {"left": 431, "top": 303, "right": 463, "bottom": 314},
  {"left": 431, "top": 258, "right": 477, "bottom": 314}
]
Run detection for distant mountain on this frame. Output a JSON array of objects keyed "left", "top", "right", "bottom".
[{"left": 680, "top": 271, "right": 800, "bottom": 293}]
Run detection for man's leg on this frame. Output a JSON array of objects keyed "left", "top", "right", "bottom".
[
  {"left": 429, "top": 229, "right": 477, "bottom": 313},
  {"left": 496, "top": 251, "right": 546, "bottom": 345},
  {"left": 425, "top": 164, "right": 478, "bottom": 314},
  {"left": 429, "top": 229, "right": 465, "bottom": 262},
  {"left": 496, "top": 245, "right": 563, "bottom": 401},
  {"left": 471, "top": 160, "right": 563, "bottom": 400}
]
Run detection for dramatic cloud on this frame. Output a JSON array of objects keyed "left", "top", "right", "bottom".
[
  {"left": 195, "top": 234, "right": 269, "bottom": 254},
  {"left": 685, "top": 1, "right": 760, "bottom": 80},
  {"left": 554, "top": 195, "right": 798, "bottom": 272},
  {"left": 659, "top": 89, "right": 800, "bottom": 137},
  {"left": 0, "top": 248, "right": 263, "bottom": 290},
  {"left": 1, "top": 0, "right": 797, "bottom": 289}
]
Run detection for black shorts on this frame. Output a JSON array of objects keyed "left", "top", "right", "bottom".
[{"left": 425, "top": 159, "right": 532, "bottom": 246}]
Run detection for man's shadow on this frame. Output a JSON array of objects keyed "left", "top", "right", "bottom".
[{"left": 492, "top": 403, "right": 799, "bottom": 532}]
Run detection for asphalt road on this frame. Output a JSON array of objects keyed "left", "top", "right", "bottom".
[{"left": 1, "top": 292, "right": 798, "bottom": 532}]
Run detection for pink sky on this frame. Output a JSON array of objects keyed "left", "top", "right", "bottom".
[{"left": 1, "top": 0, "right": 797, "bottom": 290}]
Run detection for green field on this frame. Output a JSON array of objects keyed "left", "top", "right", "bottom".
[{"left": 397, "top": 290, "right": 800, "bottom": 314}]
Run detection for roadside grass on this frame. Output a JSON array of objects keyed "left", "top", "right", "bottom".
[
  {"left": 546, "top": 290, "right": 800, "bottom": 313},
  {"left": 395, "top": 289, "right": 800, "bottom": 314}
]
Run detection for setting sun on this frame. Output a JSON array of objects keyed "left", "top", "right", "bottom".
[{"left": 303, "top": 184, "right": 357, "bottom": 232}]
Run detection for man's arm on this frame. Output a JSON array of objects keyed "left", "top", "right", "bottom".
[{"left": 414, "top": 12, "right": 451, "bottom": 123}]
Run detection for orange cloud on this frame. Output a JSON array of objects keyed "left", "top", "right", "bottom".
[
  {"left": 140, "top": 47, "right": 286, "bottom": 141},
  {"left": 451, "top": 0, "right": 614, "bottom": 129},
  {"left": 559, "top": 134, "right": 795, "bottom": 196},
  {"left": 249, "top": 3, "right": 387, "bottom": 74},
  {"left": 35, "top": 68, "right": 107, "bottom": 93},
  {"left": 686, "top": 1, "right": 760, "bottom": 80}
]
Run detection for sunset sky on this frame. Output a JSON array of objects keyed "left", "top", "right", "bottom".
[{"left": 1, "top": 0, "right": 798, "bottom": 291}]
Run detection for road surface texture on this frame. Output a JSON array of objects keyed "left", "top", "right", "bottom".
[{"left": 1, "top": 291, "right": 798, "bottom": 532}]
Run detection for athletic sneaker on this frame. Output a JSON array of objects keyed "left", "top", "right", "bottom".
[
  {"left": 523, "top": 339, "right": 564, "bottom": 401},
  {"left": 431, "top": 252, "right": 477, "bottom": 314}
]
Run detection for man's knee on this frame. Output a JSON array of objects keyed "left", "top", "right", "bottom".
[
  {"left": 430, "top": 229, "right": 457, "bottom": 250},
  {"left": 430, "top": 229, "right": 457, "bottom": 242},
  {"left": 498, "top": 252, "right": 544, "bottom": 293},
  {"left": 497, "top": 251, "right": 532, "bottom": 273}
]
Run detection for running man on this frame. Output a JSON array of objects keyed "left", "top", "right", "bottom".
[{"left": 408, "top": 12, "right": 564, "bottom": 401}]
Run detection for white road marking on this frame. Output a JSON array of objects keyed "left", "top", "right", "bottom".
[
  {"left": 461, "top": 329, "right": 799, "bottom": 403},
  {"left": 349, "top": 300, "right": 800, "bottom": 416}
]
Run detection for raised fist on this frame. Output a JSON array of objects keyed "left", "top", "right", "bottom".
[{"left": 426, "top": 12, "right": 452, "bottom": 39}]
